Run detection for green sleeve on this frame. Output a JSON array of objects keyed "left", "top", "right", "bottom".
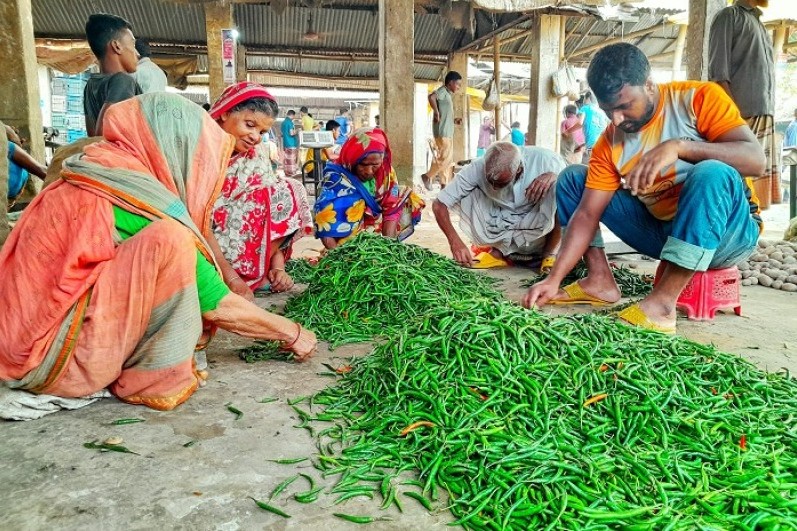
[{"left": 113, "top": 206, "right": 230, "bottom": 313}]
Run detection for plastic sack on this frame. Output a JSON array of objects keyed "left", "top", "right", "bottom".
[
  {"left": 483, "top": 78, "right": 500, "bottom": 111},
  {"left": 552, "top": 64, "right": 578, "bottom": 99}
]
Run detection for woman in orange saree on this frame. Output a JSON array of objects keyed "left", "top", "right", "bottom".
[{"left": 0, "top": 94, "right": 317, "bottom": 411}]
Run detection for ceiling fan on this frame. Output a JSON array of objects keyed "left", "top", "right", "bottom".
[{"left": 303, "top": 12, "right": 321, "bottom": 41}]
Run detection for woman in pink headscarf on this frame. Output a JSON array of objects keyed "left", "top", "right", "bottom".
[{"left": 209, "top": 82, "right": 313, "bottom": 297}]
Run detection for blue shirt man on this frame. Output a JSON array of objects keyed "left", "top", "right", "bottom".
[
  {"left": 334, "top": 108, "right": 351, "bottom": 146},
  {"left": 510, "top": 122, "right": 525, "bottom": 146},
  {"left": 785, "top": 109, "right": 797, "bottom": 149},
  {"left": 281, "top": 110, "right": 298, "bottom": 149}
]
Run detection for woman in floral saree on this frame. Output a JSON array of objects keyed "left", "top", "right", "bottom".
[
  {"left": 209, "top": 82, "right": 312, "bottom": 294},
  {"left": 0, "top": 94, "right": 316, "bottom": 411},
  {"left": 313, "top": 128, "right": 424, "bottom": 249}
]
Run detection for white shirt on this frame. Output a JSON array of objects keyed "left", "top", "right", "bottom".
[{"left": 132, "top": 58, "right": 168, "bottom": 94}]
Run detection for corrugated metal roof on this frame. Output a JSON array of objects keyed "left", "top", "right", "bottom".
[
  {"left": 246, "top": 55, "right": 443, "bottom": 81},
  {"left": 32, "top": 0, "right": 205, "bottom": 42}
]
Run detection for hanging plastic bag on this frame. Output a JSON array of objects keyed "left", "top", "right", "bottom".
[
  {"left": 483, "top": 78, "right": 499, "bottom": 111},
  {"left": 552, "top": 64, "right": 578, "bottom": 99}
]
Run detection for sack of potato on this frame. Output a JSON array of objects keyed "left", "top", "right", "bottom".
[{"left": 739, "top": 239, "right": 797, "bottom": 291}]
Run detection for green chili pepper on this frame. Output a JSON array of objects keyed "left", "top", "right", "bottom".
[
  {"left": 269, "top": 475, "right": 299, "bottom": 500},
  {"left": 225, "top": 403, "right": 243, "bottom": 420},
  {"left": 332, "top": 513, "right": 390, "bottom": 524},
  {"left": 248, "top": 497, "right": 290, "bottom": 518},
  {"left": 268, "top": 457, "right": 308, "bottom": 465},
  {"left": 83, "top": 440, "right": 139, "bottom": 455},
  {"left": 110, "top": 418, "right": 145, "bottom": 425}
]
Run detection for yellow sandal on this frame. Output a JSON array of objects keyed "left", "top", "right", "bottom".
[{"left": 616, "top": 303, "right": 676, "bottom": 335}]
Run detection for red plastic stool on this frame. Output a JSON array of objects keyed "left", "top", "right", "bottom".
[{"left": 654, "top": 263, "right": 742, "bottom": 321}]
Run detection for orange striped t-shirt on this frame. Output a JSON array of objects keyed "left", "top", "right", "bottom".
[{"left": 586, "top": 81, "right": 759, "bottom": 222}]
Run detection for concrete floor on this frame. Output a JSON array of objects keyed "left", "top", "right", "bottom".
[{"left": 1, "top": 203, "right": 795, "bottom": 531}]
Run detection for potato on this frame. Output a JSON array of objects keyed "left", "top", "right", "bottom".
[
  {"left": 768, "top": 259, "right": 783, "bottom": 269},
  {"left": 781, "top": 283, "right": 797, "bottom": 292},
  {"left": 738, "top": 261, "right": 751, "bottom": 271},
  {"left": 763, "top": 247, "right": 777, "bottom": 256},
  {"left": 751, "top": 254, "right": 769, "bottom": 262},
  {"left": 757, "top": 274, "right": 773, "bottom": 287},
  {"left": 771, "top": 252, "right": 784, "bottom": 262},
  {"left": 750, "top": 276, "right": 759, "bottom": 285},
  {"left": 772, "top": 280, "right": 783, "bottom": 290},
  {"left": 741, "top": 270, "right": 752, "bottom": 279},
  {"left": 742, "top": 278, "right": 752, "bottom": 286},
  {"left": 787, "top": 275, "right": 797, "bottom": 285},
  {"left": 783, "top": 256, "right": 797, "bottom": 265},
  {"left": 758, "top": 239, "right": 771, "bottom": 248}
]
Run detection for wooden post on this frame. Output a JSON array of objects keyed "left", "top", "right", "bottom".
[
  {"left": 450, "top": 52, "right": 469, "bottom": 161},
  {"left": 671, "top": 24, "right": 688, "bottom": 80},
  {"left": 0, "top": 0, "right": 45, "bottom": 164},
  {"left": 493, "top": 36, "right": 501, "bottom": 140},
  {"left": 527, "top": 15, "right": 562, "bottom": 152},
  {"left": 686, "top": 0, "right": 725, "bottom": 81},
  {"left": 379, "top": 0, "right": 415, "bottom": 185}
]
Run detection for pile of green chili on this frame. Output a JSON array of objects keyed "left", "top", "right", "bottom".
[
  {"left": 283, "top": 233, "right": 501, "bottom": 347},
  {"left": 294, "top": 300, "right": 796, "bottom": 529},
  {"left": 273, "top": 234, "right": 795, "bottom": 528},
  {"left": 285, "top": 258, "right": 318, "bottom": 285},
  {"left": 521, "top": 261, "right": 654, "bottom": 298}
]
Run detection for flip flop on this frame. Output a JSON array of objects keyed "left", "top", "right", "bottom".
[
  {"left": 616, "top": 303, "right": 676, "bottom": 335},
  {"left": 548, "top": 281, "right": 613, "bottom": 306},
  {"left": 540, "top": 255, "right": 556, "bottom": 274},
  {"left": 472, "top": 251, "right": 510, "bottom": 269}
]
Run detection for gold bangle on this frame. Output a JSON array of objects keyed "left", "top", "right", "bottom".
[{"left": 282, "top": 323, "right": 302, "bottom": 349}]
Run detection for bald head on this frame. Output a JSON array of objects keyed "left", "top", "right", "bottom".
[{"left": 484, "top": 142, "right": 522, "bottom": 187}]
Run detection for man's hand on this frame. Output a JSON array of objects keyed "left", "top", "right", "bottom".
[
  {"left": 433, "top": 112, "right": 441, "bottom": 123},
  {"left": 451, "top": 239, "right": 474, "bottom": 267},
  {"left": 269, "top": 269, "right": 294, "bottom": 293},
  {"left": 623, "top": 140, "right": 679, "bottom": 196},
  {"left": 522, "top": 278, "right": 561, "bottom": 309},
  {"left": 524, "top": 172, "right": 557, "bottom": 205}
]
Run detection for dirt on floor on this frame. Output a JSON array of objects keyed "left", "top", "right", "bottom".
[{"left": 1, "top": 203, "right": 795, "bottom": 531}]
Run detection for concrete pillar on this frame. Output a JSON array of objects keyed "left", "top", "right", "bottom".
[
  {"left": 236, "top": 44, "right": 247, "bottom": 82},
  {"left": 450, "top": 52, "right": 469, "bottom": 161},
  {"left": 204, "top": 1, "right": 235, "bottom": 103},
  {"left": 686, "top": 0, "right": 724, "bottom": 81},
  {"left": 379, "top": 0, "right": 414, "bottom": 185},
  {"left": 0, "top": 0, "right": 45, "bottom": 162},
  {"left": 527, "top": 14, "right": 562, "bottom": 152}
]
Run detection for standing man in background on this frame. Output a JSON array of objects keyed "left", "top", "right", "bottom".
[
  {"left": 83, "top": 13, "right": 142, "bottom": 136},
  {"left": 132, "top": 39, "right": 167, "bottom": 93},
  {"left": 300, "top": 106, "right": 315, "bottom": 133},
  {"left": 281, "top": 110, "right": 300, "bottom": 177},
  {"left": 334, "top": 107, "right": 351, "bottom": 146},
  {"left": 477, "top": 116, "right": 495, "bottom": 157},
  {"left": 709, "top": 0, "right": 778, "bottom": 206},
  {"left": 421, "top": 71, "right": 463, "bottom": 190},
  {"left": 577, "top": 91, "right": 609, "bottom": 164}
]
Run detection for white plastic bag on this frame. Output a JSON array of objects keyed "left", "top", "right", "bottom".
[
  {"left": 483, "top": 78, "right": 500, "bottom": 111},
  {"left": 552, "top": 64, "right": 578, "bottom": 99}
]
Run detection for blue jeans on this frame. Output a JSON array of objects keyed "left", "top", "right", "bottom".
[{"left": 556, "top": 161, "right": 760, "bottom": 271}]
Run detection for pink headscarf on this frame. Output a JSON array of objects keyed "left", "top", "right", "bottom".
[{"left": 208, "top": 82, "right": 276, "bottom": 120}]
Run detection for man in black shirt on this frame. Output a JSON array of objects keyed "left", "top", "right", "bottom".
[{"left": 83, "top": 14, "right": 142, "bottom": 136}]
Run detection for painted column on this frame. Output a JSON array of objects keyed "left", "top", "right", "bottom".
[
  {"left": 204, "top": 1, "right": 236, "bottom": 103},
  {"left": 379, "top": 0, "right": 415, "bottom": 185},
  {"left": 527, "top": 14, "right": 562, "bottom": 152}
]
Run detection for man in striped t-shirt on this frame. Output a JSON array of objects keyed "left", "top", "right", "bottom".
[{"left": 523, "top": 43, "right": 765, "bottom": 334}]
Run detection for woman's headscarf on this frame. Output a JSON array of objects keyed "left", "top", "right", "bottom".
[
  {"left": 337, "top": 128, "right": 392, "bottom": 189},
  {"left": 208, "top": 82, "right": 276, "bottom": 121},
  {"left": 75, "top": 93, "right": 235, "bottom": 237}
]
